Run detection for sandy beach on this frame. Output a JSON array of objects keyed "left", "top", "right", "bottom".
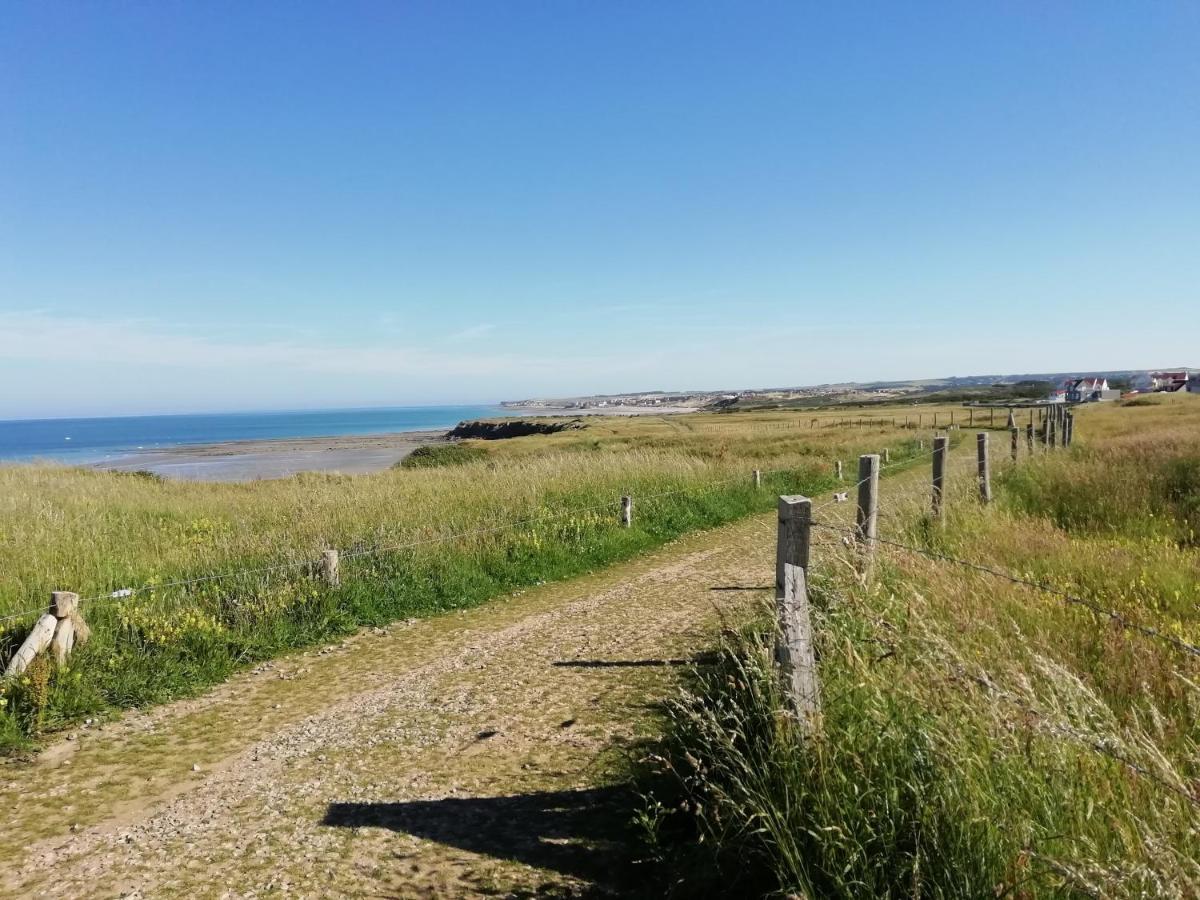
[{"left": 96, "top": 430, "right": 448, "bottom": 481}]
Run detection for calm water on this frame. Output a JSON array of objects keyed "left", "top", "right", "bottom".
[{"left": 0, "top": 405, "right": 513, "bottom": 463}]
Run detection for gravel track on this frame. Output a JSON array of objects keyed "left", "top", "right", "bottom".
[{"left": 0, "top": 514, "right": 774, "bottom": 899}]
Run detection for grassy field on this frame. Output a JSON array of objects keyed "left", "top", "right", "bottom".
[
  {"left": 637, "top": 392, "right": 1200, "bottom": 898},
  {"left": 0, "top": 405, "right": 967, "bottom": 750}
]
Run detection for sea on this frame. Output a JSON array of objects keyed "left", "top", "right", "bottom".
[{"left": 0, "top": 405, "right": 514, "bottom": 464}]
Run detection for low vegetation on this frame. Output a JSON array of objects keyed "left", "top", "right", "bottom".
[
  {"left": 396, "top": 442, "right": 489, "bottom": 468},
  {"left": 637, "top": 393, "right": 1200, "bottom": 897}
]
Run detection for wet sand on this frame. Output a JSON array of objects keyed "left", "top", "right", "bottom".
[{"left": 96, "top": 431, "right": 447, "bottom": 482}]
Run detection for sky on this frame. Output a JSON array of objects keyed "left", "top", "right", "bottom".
[{"left": 2, "top": 2, "right": 1198, "bottom": 418}]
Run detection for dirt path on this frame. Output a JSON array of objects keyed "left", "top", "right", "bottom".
[{"left": 0, "top": 514, "right": 778, "bottom": 899}]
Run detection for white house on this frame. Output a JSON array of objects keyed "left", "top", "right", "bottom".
[
  {"left": 1152, "top": 371, "right": 1189, "bottom": 392},
  {"left": 1066, "top": 377, "right": 1119, "bottom": 402}
]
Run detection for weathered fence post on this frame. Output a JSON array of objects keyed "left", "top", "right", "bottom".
[
  {"left": 1006, "top": 408, "right": 1016, "bottom": 429},
  {"left": 621, "top": 495, "right": 633, "bottom": 527},
  {"left": 835, "top": 459, "right": 843, "bottom": 481},
  {"left": 1026, "top": 422, "right": 1035, "bottom": 454},
  {"left": 4, "top": 614, "right": 57, "bottom": 677},
  {"left": 1048, "top": 409, "right": 1057, "bottom": 448},
  {"left": 775, "top": 495, "right": 819, "bottom": 730},
  {"left": 320, "top": 549, "right": 340, "bottom": 587},
  {"left": 969, "top": 408, "right": 974, "bottom": 426},
  {"left": 752, "top": 469, "right": 762, "bottom": 489},
  {"left": 977, "top": 432, "right": 992, "bottom": 504},
  {"left": 52, "top": 590, "right": 89, "bottom": 648},
  {"left": 1065, "top": 411, "right": 1075, "bottom": 446},
  {"left": 4, "top": 591, "right": 89, "bottom": 677},
  {"left": 882, "top": 447, "right": 890, "bottom": 464},
  {"left": 856, "top": 454, "right": 880, "bottom": 576},
  {"left": 932, "top": 435, "right": 949, "bottom": 520},
  {"left": 1010, "top": 426, "right": 1019, "bottom": 462},
  {"left": 776, "top": 495, "right": 811, "bottom": 597}
]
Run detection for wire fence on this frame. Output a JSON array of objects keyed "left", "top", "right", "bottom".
[
  {"left": 4, "top": 440, "right": 944, "bottom": 630},
  {"left": 768, "top": 410, "right": 1200, "bottom": 810},
  {"left": 807, "top": 518, "right": 1200, "bottom": 659}
]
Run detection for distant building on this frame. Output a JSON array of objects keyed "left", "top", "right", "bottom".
[
  {"left": 1189, "top": 374, "right": 1200, "bottom": 394},
  {"left": 1148, "top": 371, "right": 1190, "bottom": 392},
  {"left": 1065, "top": 377, "right": 1119, "bottom": 403}
]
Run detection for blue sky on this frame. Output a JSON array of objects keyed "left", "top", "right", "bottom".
[{"left": 2, "top": 2, "right": 1198, "bottom": 417}]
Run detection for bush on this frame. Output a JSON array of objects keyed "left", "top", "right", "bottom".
[{"left": 397, "top": 442, "right": 488, "bottom": 469}]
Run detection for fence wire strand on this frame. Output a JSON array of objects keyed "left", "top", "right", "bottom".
[{"left": 808, "top": 518, "right": 1200, "bottom": 659}]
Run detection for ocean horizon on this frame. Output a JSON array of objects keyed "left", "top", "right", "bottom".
[{"left": 0, "top": 404, "right": 514, "bottom": 464}]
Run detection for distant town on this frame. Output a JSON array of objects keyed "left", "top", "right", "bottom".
[{"left": 503, "top": 368, "right": 1200, "bottom": 413}]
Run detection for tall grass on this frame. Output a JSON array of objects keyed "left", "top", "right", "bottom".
[
  {"left": 0, "top": 455, "right": 825, "bottom": 748},
  {"left": 637, "top": 395, "right": 1200, "bottom": 897},
  {"left": 6, "top": 413, "right": 940, "bottom": 750}
]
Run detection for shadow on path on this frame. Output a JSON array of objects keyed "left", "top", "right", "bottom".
[
  {"left": 322, "top": 785, "right": 638, "bottom": 892},
  {"left": 552, "top": 652, "right": 718, "bottom": 669}
]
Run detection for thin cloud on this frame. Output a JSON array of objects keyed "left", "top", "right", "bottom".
[
  {"left": 0, "top": 311, "right": 615, "bottom": 379},
  {"left": 445, "top": 323, "right": 496, "bottom": 342}
]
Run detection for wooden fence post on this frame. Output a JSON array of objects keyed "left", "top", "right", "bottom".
[
  {"left": 1066, "top": 411, "right": 1075, "bottom": 446},
  {"left": 621, "top": 495, "right": 633, "bottom": 527},
  {"left": 1010, "top": 426, "right": 1019, "bottom": 462},
  {"left": 775, "top": 494, "right": 819, "bottom": 729},
  {"left": 320, "top": 549, "right": 340, "bottom": 587},
  {"left": 52, "top": 589, "right": 89, "bottom": 648},
  {"left": 856, "top": 454, "right": 880, "bottom": 576},
  {"left": 932, "top": 435, "right": 949, "bottom": 520},
  {"left": 776, "top": 495, "right": 812, "bottom": 597},
  {"left": 969, "top": 408, "right": 974, "bottom": 426},
  {"left": 4, "top": 591, "right": 90, "bottom": 677},
  {"left": 977, "top": 432, "right": 992, "bottom": 504},
  {"left": 1048, "top": 409, "right": 1057, "bottom": 448},
  {"left": 1026, "top": 422, "right": 1034, "bottom": 454},
  {"left": 835, "top": 459, "right": 843, "bottom": 481},
  {"left": 882, "top": 447, "right": 890, "bottom": 464},
  {"left": 752, "top": 469, "right": 762, "bottom": 489}
]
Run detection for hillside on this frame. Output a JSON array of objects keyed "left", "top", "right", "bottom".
[{"left": 501, "top": 367, "right": 1185, "bottom": 412}]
